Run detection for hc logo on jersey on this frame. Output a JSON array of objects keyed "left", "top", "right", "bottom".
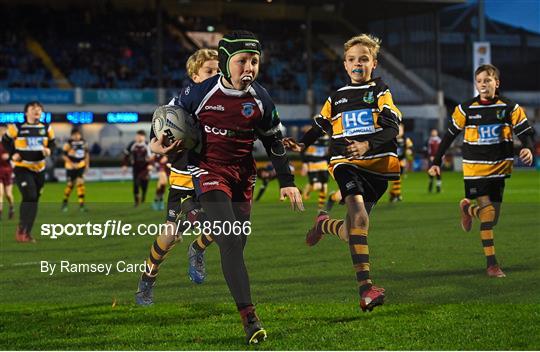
[
  {"left": 313, "top": 146, "right": 326, "bottom": 157},
  {"left": 307, "top": 146, "right": 326, "bottom": 157},
  {"left": 26, "top": 137, "right": 45, "bottom": 150},
  {"left": 342, "top": 109, "right": 375, "bottom": 136},
  {"left": 477, "top": 124, "right": 501, "bottom": 144},
  {"left": 241, "top": 102, "right": 256, "bottom": 118}
]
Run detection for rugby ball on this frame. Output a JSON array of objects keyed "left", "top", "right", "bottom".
[{"left": 152, "top": 105, "right": 200, "bottom": 150}]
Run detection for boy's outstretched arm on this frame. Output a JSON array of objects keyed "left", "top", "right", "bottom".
[
  {"left": 511, "top": 104, "right": 535, "bottom": 166},
  {"left": 514, "top": 117, "right": 534, "bottom": 166},
  {"left": 283, "top": 119, "right": 327, "bottom": 153},
  {"left": 299, "top": 122, "right": 326, "bottom": 147}
]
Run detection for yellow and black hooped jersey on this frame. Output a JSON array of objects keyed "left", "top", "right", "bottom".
[
  {"left": 448, "top": 96, "right": 532, "bottom": 179},
  {"left": 63, "top": 139, "right": 88, "bottom": 170},
  {"left": 302, "top": 135, "right": 330, "bottom": 173},
  {"left": 6, "top": 122, "right": 55, "bottom": 172},
  {"left": 396, "top": 136, "right": 413, "bottom": 160},
  {"left": 148, "top": 125, "right": 194, "bottom": 192},
  {"left": 169, "top": 152, "right": 194, "bottom": 191},
  {"left": 314, "top": 77, "right": 402, "bottom": 180}
]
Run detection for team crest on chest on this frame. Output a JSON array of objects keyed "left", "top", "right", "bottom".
[
  {"left": 363, "top": 91, "right": 375, "bottom": 104},
  {"left": 241, "top": 102, "right": 256, "bottom": 118},
  {"left": 496, "top": 109, "right": 506, "bottom": 120}
]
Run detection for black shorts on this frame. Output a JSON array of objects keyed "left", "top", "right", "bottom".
[
  {"left": 333, "top": 164, "right": 388, "bottom": 213},
  {"left": 66, "top": 168, "right": 85, "bottom": 182},
  {"left": 167, "top": 188, "right": 190, "bottom": 222},
  {"left": 464, "top": 178, "right": 506, "bottom": 203},
  {"left": 14, "top": 167, "right": 45, "bottom": 199},
  {"left": 308, "top": 171, "right": 329, "bottom": 185}
]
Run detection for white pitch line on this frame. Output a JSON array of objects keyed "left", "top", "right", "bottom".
[{"left": 0, "top": 261, "right": 46, "bottom": 268}]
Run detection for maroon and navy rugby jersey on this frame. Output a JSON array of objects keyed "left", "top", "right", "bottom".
[
  {"left": 427, "top": 135, "right": 441, "bottom": 158},
  {"left": 173, "top": 75, "right": 281, "bottom": 164},
  {"left": 172, "top": 75, "right": 295, "bottom": 187}
]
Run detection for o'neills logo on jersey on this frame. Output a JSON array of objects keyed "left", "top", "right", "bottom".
[
  {"left": 469, "top": 114, "right": 482, "bottom": 119},
  {"left": 204, "top": 105, "right": 225, "bottom": 111},
  {"left": 334, "top": 97, "right": 348, "bottom": 106}
]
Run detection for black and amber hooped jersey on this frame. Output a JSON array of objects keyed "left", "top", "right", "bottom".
[
  {"left": 169, "top": 152, "right": 194, "bottom": 191},
  {"left": 63, "top": 139, "right": 88, "bottom": 170},
  {"left": 449, "top": 96, "right": 532, "bottom": 179},
  {"left": 149, "top": 126, "right": 194, "bottom": 192},
  {"left": 6, "top": 122, "right": 55, "bottom": 172},
  {"left": 303, "top": 135, "right": 330, "bottom": 173},
  {"left": 396, "top": 136, "right": 413, "bottom": 160},
  {"left": 315, "top": 78, "right": 402, "bottom": 180}
]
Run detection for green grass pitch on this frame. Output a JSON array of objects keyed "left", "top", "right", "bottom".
[{"left": 1, "top": 171, "right": 539, "bottom": 350}]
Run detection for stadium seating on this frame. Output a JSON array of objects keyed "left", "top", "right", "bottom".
[{"left": 0, "top": 6, "right": 350, "bottom": 103}]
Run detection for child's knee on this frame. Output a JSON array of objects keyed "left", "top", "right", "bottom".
[
  {"left": 479, "top": 203, "right": 496, "bottom": 229},
  {"left": 350, "top": 211, "right": 369, "bottom": 229},
  {"left": 219, "top": 238, "right": 243, "bottom": 257}
]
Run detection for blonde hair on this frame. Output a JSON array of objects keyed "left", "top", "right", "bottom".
[
  {"left": 186, "top": 48, "right": 218, "bottom": 79},
  {"left": 475, "top": 64, "right": 500, "bottom": 80},
  {"left": 344, "top": 34, "right": 381, "bottom": 59}
]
